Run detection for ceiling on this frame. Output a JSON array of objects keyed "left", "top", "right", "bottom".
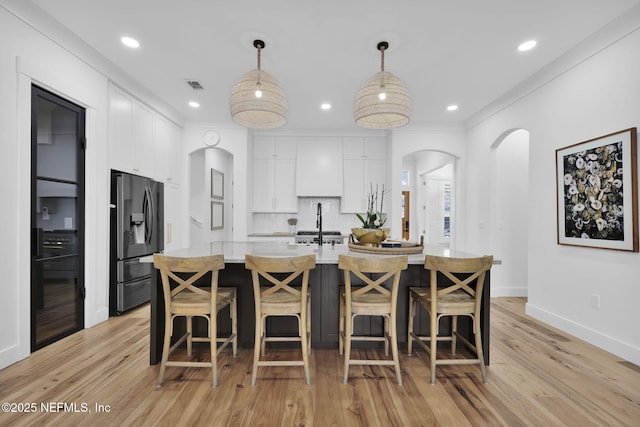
[{"left": 21, "top": 0, "right": 640, "bottom": 130}]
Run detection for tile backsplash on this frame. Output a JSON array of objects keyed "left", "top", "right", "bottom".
[{"left": 252, "top": 197, "right": 360, "bottom": 234}]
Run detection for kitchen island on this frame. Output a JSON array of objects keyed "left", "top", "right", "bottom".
[{"left": 144, "top": 241, "right": 491, "bottom": 366}]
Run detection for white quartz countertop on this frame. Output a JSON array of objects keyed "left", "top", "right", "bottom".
[{"left": 141, "top": 241, "right": 481, "bottom": 265}]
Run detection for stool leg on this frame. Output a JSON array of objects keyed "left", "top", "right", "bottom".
[
  {"left": 300, "top": 312, "right": 311, "bottom": 385},
  {"left": 187, "top": 315, "right": 193, "bottom": 357},
  {"left": 407, "top": 293, "right": 415, "bottom": 356},
  {"left": 390, "top": 313, "right": 402, "bottom": 385},
  {"left": 451, "top": 315, "right": 458, "bottom": 355},
  {"left": 343, "top": 312, "right": 353, "bottom": 384},
  {"left": 430, "top": 311, "right": 438, "bottom": 384},
  {"left": 231, "top": 294, "right": 238, "bottom": 356},
  {"left": 384, "top": 316, "right": 390, "bottom": 357},
  {"left": 210, "top": 314, "right": 218, "bottom": 387},
  {"left": 338, "top": 293, "right": 344, "bottom": 355},
  {"left": 252, "top": 313, "right": 263, "bottom": 386},
  {"left": 474, "top": 317, "right": 487, "bottom": 383},
  {"left": 157, "top": 314, "right": 172, "bottom": 387}
]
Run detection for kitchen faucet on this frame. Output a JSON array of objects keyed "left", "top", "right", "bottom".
[{"left": 316, "top": 202, "right": 323, "bottom": 246}]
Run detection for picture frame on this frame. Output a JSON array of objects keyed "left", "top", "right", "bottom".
[
  {"left": 211, "top": 201, "right": 223, "bottom": 230},
  {"left": 556, "top": 127, "right": 638, "bottom": 251},
  {"left": 211, "top": 168, "right": 224, "bottom": 200}
]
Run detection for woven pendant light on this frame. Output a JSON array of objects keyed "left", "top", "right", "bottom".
[
  {"left": 354, "top": 42, "right": 411, "bottom": 129},
  {"left": 230, "top": 40, "right": 287, "bottom": 129}
]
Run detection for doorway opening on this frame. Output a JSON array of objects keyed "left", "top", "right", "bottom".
[
  {"left": 401, "top": 191, "right": 410, "bottom": 240},
  {"left": 420, "top": 163, "right": 453, "bottom": 247},
  {"left": 31, "top": 85, "right": 85, "bottom": 351}
]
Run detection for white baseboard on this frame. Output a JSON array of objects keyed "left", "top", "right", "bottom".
[
  {"left": 490, "top": 286, "right": 528, "bottom": 297},
  {"left": 0, "top": 344, "right": 27, "bottom": 371},
  {"left": 526, "top": 302, "right": 640, "bottom": 366}
]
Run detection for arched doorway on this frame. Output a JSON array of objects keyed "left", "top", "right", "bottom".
[
  {"left": 402, "top": 150, "right": 457, "bottom": 249},
  {"left": 189, "top": 147, "right": 234, "bottom": 246}
]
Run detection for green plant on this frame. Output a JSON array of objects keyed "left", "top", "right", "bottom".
[{"left": 356, "top": 184, "right": 388, "bottom": 229}]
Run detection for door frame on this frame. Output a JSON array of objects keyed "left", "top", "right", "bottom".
[{"left": 30, "top": 84, "right": 86, "bottom": 351}]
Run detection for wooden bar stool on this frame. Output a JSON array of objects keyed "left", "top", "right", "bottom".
[
  {"left": 338, "top": 254, "right": 408, "bottom": 385},
  {"left": 153, "top": 254, "right": 237, "bottom": 387},
  {"left": 245, "top": 254, "right": 316, "bottom": 385},
  {"left": 408, "top": 255, "right": 493, "bottom": 384}
]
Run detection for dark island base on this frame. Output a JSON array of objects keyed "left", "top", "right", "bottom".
[{"left": 150, "top": 263, "right": 490, "bottom": 366}]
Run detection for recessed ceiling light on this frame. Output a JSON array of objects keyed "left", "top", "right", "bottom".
[
  {"left": 121, "top": 36, "right": 140, "bottom": 49},
  {"left": 518, "top": 40, "right": 537, "bottom": 52},
  {"left": 447, "top": 105, "right": 458, "bottom": 111},
  {"left": 321, "top": 103, "right": 331, "bottom": 110},
  {"left": 188, "top": 101, "right": 200, "bottom": 108}
]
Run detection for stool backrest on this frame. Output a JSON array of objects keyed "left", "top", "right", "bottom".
[
  {"left": 424, "top": 255, "right": 493, "bottom": 302},
  {"left": 338, "top": 255, "right": 408, "bottom": 307}
]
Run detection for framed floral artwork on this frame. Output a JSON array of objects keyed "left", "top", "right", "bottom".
[{"left": 556, "top": 127, "right": 638, "bottom": 251}]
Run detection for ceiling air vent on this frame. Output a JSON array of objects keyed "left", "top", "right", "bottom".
[{"left": 185, "top": 80, "right": 205, "bottom": 90}]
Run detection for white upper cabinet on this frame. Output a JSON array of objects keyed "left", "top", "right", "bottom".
[
  {"left": 252, "top": 136, "right": 298, "bottom": 212},
  {"left": 109, "top": 84, "right": 154, "bottom": 177},
  {"left": 109, "top": 83, "right": 182, "bottom": 184},
  {"left": 296, "top": 136, "right": 343, "bottom": 196},
  {"left": 341, "top": 136, "right": 386, "bottom": 213},
  {"left": 154, "top": 114, "right": 182, "bottom": 185}
]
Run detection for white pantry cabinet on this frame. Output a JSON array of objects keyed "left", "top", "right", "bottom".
[
  {"left": 252, "top": 136, "right": 298, "bottom": 212},
  {"left": 296, "top": 136, "right": 343, "bottom": 196},
  {"left": 341, "top": 136, "right": 386, "bottom": 213},
  {"left": 154, "top": 114, "right": 182, "bottom": 185},
  {"left": 108, "top": 84, "right": 155, "bottom": 177}
]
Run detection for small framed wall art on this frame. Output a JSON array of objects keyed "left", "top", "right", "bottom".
[
  {"left": 556, "top": 127, "right": 638, "bottom": 251},
  {"left": 211, "top": 201, "right": 223, "bottom": 230},
  {"left": 211, "top": 168, "right": 224, "bottom": 200}
]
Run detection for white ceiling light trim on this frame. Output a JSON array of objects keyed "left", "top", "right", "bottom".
[
  {"left": 518, "top": 40, "right": 537, "bottom": 52},
  {"left": 230, "top": 39, "right": 288, "bottom": 130},
  {"left": 121, "top": 36, "right": 140, "bottom": 48},
  {"left": 354, "top": 41, "right": 411, "bottom": 129}
]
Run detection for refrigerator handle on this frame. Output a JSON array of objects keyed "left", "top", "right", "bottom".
[
  {"left": 143, "top": 186, "right": 152, "bottom": 246},
  {"left": 116, "top": 174, "right": 124, "bottom": 260}
]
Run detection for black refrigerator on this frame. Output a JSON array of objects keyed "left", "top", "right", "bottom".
[{"left": 109, "top": 170, "right": 164, "bottom": 315}]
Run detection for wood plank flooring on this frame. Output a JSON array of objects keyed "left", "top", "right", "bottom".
[{"left": 1, "top": 298, "right": 638, "bottom": 426}]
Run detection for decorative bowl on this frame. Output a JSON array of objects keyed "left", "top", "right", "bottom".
[{"left": 351, "top": 228, "right": 390, "bottom": 246}]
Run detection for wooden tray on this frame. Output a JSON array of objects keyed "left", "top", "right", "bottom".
[{"left": 348, "top": 235, "right": 424, "bottom": 255}]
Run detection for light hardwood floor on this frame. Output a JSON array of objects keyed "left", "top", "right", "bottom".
[{"left": 1, "top": 298, "right": 638, "bottom": 426}]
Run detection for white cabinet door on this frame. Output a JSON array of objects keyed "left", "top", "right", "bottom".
[
  {"left": 364, "top": 136, "right": 386, "bottom": 159},
  {"left": 342, "top": 137, "right": 365, "bottom": 160},
  {"left": 341, "top": 137, "right": 386, "bottom": 213},
  {"left": 154, "top": 114, "right": 182, "bottom": 185},
  {"left": 108, "top": 85, "right": 134, "bottom": 172},
  {"left": 342, "top": 159, "right": 366, "bottom": 212},
  {"left": 252, "top": 136, "right": 297, "bottom": 212},
  {"left": 274, "top": 158, "right": 297, "bottom": 212},
  {"left": 133, "top": 101, "right": 155, "bottom": 177},
  {"left": 252, "top": 158, "right": 276, "bottom": 211},
  {"left": 163, "top": 183, "right": 180, "bottom": 252},
  {"left": 108, "top": 84, "right": 157, "bottom": 178}
]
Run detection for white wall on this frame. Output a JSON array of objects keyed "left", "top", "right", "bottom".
[
  {"left": 0, "top": 6, "right": 111, "bottom": 368},
  {"left": 465, "top": 11, "right": 640, "bottom": 364},
  {"left": 490, "top": 130, "right": 529, "bottom": 296}
]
